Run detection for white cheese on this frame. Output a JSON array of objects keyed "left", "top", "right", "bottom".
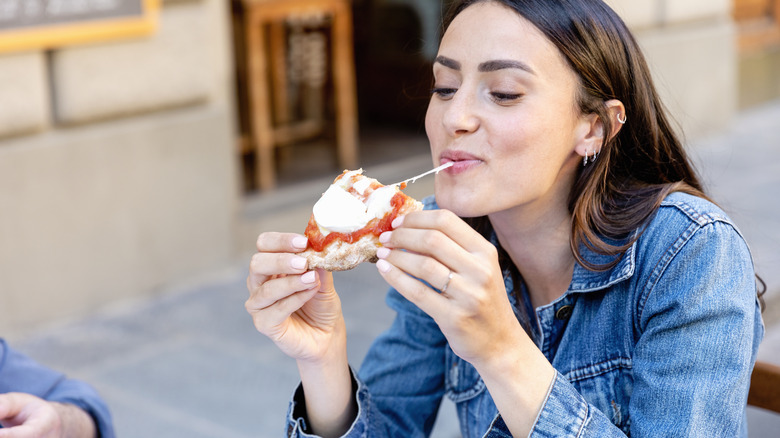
[
  {"left": 312, "top": 184, "right": 370, "bottom": 234},
  {"left": 336, "top": 169, "right": 364, "bottom": 190},
  {"left": 365, "top": 185, "right": 397, "bottom": 220},
  {"left": 352, "top": 176, "right": 373, "bottom": 195},
  {"left": 312, "top": 174, "right": 399, "bottom": 235}
]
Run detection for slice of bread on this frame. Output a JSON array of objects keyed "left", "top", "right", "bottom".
[{"left": 302, "top": 174, "right": 422, "bottom": 271}]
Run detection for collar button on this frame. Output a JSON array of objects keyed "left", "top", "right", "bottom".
[{"left": 555, "top": 304, "right": 573, "bottom": 321}]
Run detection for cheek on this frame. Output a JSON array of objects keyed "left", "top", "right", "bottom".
[
  {"left": 489, "top": 120, "right": 533, "bottom": 162},
  {"left": 503, "top": 113, "right": 571, "bottom": 160},
  {"left": 424, "top": 103, "right": 440, "bottom": 146}
]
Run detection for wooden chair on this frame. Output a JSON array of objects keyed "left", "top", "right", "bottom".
[
  {"left": 748, "top": 360, "right": 780, "bottom": 413},
  {"left": 239, "top": 0, "right": 358, "bottom": 191}
]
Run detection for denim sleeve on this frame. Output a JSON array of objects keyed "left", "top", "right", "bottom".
[
  {"left": 628, "top": 220, "right": 762, "bottom": 436},
  {"left": 524, "top": 220, "right": 762, "bottom": 437},
  {"left": 285, "top": 287, "right": 448, "bottom": 437},
  {"left": 0, "top": 339, "right": 116, "bottom": 438},
  {"left": 519, "top": 371, "right": 625, "bottom": 437}
]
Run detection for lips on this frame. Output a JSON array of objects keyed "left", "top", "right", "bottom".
[{"left": 440, "top": 150, "right": 484, "bottom": 174}]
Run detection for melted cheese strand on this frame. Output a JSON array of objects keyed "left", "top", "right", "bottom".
[{"left": 392, "top": 162, "right": 454, "bottom": 186}]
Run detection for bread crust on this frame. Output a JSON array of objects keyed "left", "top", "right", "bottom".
[{"left": 302, "top": 234, "right": 380, "bottom": 271}]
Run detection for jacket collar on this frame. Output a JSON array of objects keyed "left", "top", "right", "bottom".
[
  {"left": 567, "top": 231, "right": 637, "bottom": 294},
  {"left": 429, "top": 194, "right": 637, "bottom": 296},
  {"left": 492, "top": 228, "right": 637, "bottom": 296}
]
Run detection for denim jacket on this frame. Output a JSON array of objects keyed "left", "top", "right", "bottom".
[{"left": 286, "top": 192, "right": 764, "bottom": 437}]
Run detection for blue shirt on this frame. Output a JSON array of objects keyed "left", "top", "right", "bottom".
[
  {"left": 0, "top": 339, "right": 115, "bottom": 438},
  {"left": 287, "top": 192, "right": 764, "bottom": 437}
]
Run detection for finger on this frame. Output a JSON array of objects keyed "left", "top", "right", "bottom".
[
  {"left": 314, "top": 268, "right": 335, "bottom": 294},
  {"left": 246, "top": 271, "right": 318, "bottom": 312},
  {"left": 0, "top": 425, "right": 38, "bottom": 438},
  {"left": 0, "top": 394, "right": 45, "bottom": 437},
  {"left": 248, "top": 233, "right": 309, "bottom": 293},
  {"left": 377, "top": 247, "right": 453, "bottom": 295},
  {"left": 376, "top": 258, "right": 448, "bottom": 318},
  {"left": 256, "top": 232, "right": 309, "bottom": 254},
  {"left": 388, "top": 210, "right": 499, "bottom": 277},
  {"left": 0, "top": 393, "right": 26, "bottom": 420},
  {"left": 380, "top": 226, "right": 470, "bottom": 274},
  {"left": 252, "top": 285, "right": 321, "bottom": 338},
  {"left": 397, "top": 210, "right": 491, "bottom": 255},
  {"left": 247, "top": 252, "right": 309, "bottom": 291}
]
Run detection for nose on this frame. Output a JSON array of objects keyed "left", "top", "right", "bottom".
[{"left": 441, "top": 89, "right": 480, "bottom": 136}]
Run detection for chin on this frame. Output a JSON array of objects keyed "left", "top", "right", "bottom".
[{"left": 434, "top": 185, "right": 489, "bottom": 218}]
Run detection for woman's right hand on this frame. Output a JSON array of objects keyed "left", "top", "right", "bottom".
[
  {"left": 247, "top": 233, "right": 356, "bottom": 436},
  {"left": 245, "top": 232, "right": 346, "bottom": 364}
]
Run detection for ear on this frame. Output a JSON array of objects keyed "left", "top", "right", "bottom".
[
  {"left": 574, "top": 111, "right": 605, "bottom": 160},
  {"left": 574, "top": 99, "right": 626, "bottom": 159},
  {"left": 604, "top": 99, "right": 626, "bottom": 140}
]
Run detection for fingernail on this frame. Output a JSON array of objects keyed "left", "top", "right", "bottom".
[
  {"left": 392, "top": 216, "right": 404, "bottom": 229},
  {"left": 376, "top": 247, "right": 390, "bottom": 259},
  {"left": 292, "top": 236, "right": 309, "bottom": 249},
  {"left": 301, "top": 271, "right": 317, "bottom": 284},
  {"left": 379, "top": 231, "right": 391, "bottom": 244},
  {"left": 376, "top": 259, "right": 392, "bottom": 273},
  {"left": 291, "top": 256, "right": 307, "bottom": 270}
]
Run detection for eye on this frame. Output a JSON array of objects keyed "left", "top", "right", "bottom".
[
  {"left": 431, "top": 87, "right": 457, "bottom": 100},
  {"left": 490, "top": 92, "right": 523, "bottom": 103}
]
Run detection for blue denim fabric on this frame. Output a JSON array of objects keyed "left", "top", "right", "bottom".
[
  {"left": 286, "top": 192, "right": 764, "bottom": 437},
  {"left": 0, "top": 339, "right": 115, "bottom": 438}
]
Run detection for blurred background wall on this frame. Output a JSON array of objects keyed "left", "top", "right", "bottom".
[
  {"left": 1, "top": 0, "right": 778, "bottom": 334},
  {"left": 0, "top": 0, "right": 238, "bottom": 335}
]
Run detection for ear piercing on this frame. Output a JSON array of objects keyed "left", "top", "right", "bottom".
[
  {"left": 583, "top": 148, "right": 599, "bottom": 167},
  {"left": 584, "top": 112, "right": 622, "bottom": 166}
]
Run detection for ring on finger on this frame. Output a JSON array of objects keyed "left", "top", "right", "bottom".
[{"left": 440, "top": 271, "right": 454, "bottom": 293}]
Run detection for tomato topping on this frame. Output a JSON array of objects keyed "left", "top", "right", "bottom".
[{"left": 305, "top": 192, "right": 406, "bottom": 252}]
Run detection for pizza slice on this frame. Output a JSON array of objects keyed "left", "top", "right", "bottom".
[{"left": 301, "top": 169, "right": 423, "bottom": 271}]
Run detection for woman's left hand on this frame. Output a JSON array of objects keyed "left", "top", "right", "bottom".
[{"left": 375, "top": 209, "right": 525, "bottom": 368}]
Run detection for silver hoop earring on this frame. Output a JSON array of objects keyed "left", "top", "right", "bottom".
[
  {"left": 583, "top": 150, "right": 589, "bottom": 166},
  {"left": 617, "top": 113, "right": 627, "bottom": 124}
]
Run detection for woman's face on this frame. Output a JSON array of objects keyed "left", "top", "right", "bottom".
[{"left": 427, "top": 1, "right": 590, "bottom": 218}]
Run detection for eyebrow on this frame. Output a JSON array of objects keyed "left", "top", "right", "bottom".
[
  {"left": 479, "top": 59, "right": 535, "bottom": 75},
  {"left": 434, "top": 56, "right": 535, "bottom": 75},
  {"left": 434, "top": 56, "right": 461, "bottom": 70}
]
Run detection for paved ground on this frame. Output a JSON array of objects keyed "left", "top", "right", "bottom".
[{"left": 9, "top": 100, "right": 780, "bottom": 437}]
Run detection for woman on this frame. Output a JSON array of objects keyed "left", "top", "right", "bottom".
[{"left": 245, "top": 0, "right": 764, "bottom": 436}]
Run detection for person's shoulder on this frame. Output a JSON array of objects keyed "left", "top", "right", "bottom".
[
  {"left": 639, "top": 191, "right": 746, "bottom": 251},
  {"left": 657, "top": 191, "right": 734, "bottom": 227}
]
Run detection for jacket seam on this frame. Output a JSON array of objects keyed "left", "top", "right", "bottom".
[
  {"left": 526, "top": 371, "right": 559, "bottom": 437},
  {"left": 564, "top": 357, "right": 633, "bottom": 383},
  {"left": 636, "top": 217, "right": 737, "bottom": 331},
  {"left": 576, "top": 403, "right": 590, "bottom": 438},
  {"left": 636, "top": 219, "right": 697, "bottom": 330}
]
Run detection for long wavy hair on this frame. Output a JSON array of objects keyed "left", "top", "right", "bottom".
[{"left": 440, "top": 0, "right": 765, "bottom": 308}]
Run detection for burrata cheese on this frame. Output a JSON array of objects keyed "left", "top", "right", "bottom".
[{"left": 312, "top": 174, "right": 397, "bottom": 235}]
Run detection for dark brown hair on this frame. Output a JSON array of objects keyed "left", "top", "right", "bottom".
[
  {"left": 443, "top": 0, "right": 705, "bottom": 267},
  {"left": 442, "top": 0, "right": 765, "bottom": 311}
]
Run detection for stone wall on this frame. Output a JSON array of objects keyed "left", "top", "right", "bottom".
[{"left": 0, "top": 0, "right": 238, "bottom": 335}]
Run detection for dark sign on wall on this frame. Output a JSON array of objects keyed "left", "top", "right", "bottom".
[{"left": 0, "top": 0, "right": 158, "bottom": 53}]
